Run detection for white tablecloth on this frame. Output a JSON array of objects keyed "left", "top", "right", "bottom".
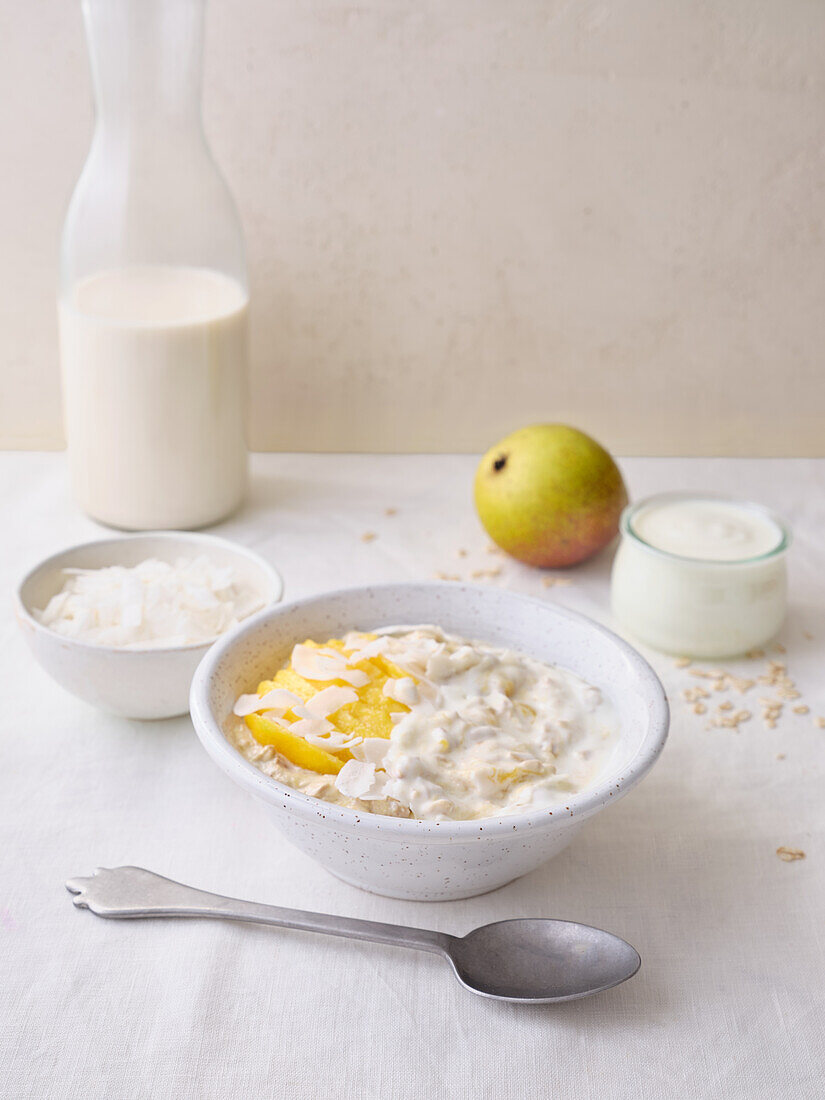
[{"left": 2, "top": 453, "right": 823, "bottom": 1100}]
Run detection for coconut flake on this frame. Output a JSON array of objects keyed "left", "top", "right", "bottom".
[
  {"left": 233, "top": 693, "right": 264, "bottom": 717},
  {"left": 304, "top": 731, "right": 363, "bottom": 752},
  {"left": 343, "top": 635, "right": 390, "bottom": 664},
  {"left": 291, "top": 644, "right": 369, "bottom": 687},
  {"left": 350, "top": 738, "right": 391, "bottom": 765},
  {"left": 293, "top": 686, "right": 358, "bottom": 720},
  {"left": 121, "top": 602, "right": 143, "bottom": 630},
  {"left": 259, "top": 709, "right": 293, "bottom": 723},
  {"left": 340, "top": 669, "right": 370, "bottom": 687},
  {"left": 382, "top": 677, "right": 419, "bottom": 706},
  {"left": 276, "top": 716, "right": 334, "bottom": 739},
  {"left": 334, "top": 760, "right": 389, "bottom": 800},
  {"left": 233, "top": 687, "right": 302, "bottom": 717},
  {"left": 291, "top": 644, "right": 346, "bottom": 677},
  {"left": 260, "top": 688, "right": 303, "bottom": 711}
]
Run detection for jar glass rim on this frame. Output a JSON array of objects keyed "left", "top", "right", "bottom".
[{"left": 620, "top": 491, "right": 791, "bottom": 566}]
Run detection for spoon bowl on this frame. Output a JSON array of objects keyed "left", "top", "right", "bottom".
[{"left": 447, "top": 918, "right": 641, "bottom": 1002}]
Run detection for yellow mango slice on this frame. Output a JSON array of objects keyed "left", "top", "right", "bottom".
[
  {"left": 257, "top": 669, "right": 316, "bottom": 703},
  {"left": 370, "top": 653, "right": 413, "bottom": 680},
  {"left": 246, "top": 635, "right": 416, "bottom": 759},
  {"left": 329, "top": 673, "right": 402, "bottom": 740},
  {"left": 336, "top": 638, "right": 413, "bottom": 739},
  {"left": 245, "top": 713, "right": 343, "bottom": 774}
]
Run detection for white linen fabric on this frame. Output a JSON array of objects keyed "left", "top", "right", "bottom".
[{"left": 1, "top": 453, "right": 823, "bottom": 1100}]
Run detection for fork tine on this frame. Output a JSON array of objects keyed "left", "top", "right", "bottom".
[{"left": 65, "top": 877, "right": 90, "bottom": 894}]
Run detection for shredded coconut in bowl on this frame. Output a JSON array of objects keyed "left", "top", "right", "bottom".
[{"left": 34, "top": 556, "right": 265, "bottom": 648}]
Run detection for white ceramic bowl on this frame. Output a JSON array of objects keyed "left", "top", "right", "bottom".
[
  {"left": 190, "top": 583, "right": 669, "bottom": 901},
  {"left": 16, "top": 532, "right": 283, "bottom": 720}
]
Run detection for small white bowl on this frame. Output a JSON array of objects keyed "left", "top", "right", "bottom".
[
  {"left": 190, "top": 583, "right": 669, "bottom": 901},
  {"left": 16, "top": 532, "right": 283, "bottom": 720}
]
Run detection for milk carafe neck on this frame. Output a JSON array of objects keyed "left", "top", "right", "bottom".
[
  {"left": 61, "top": 0, "right": 246, "bottom": 291},
  {"left": 84, "top": 0, "right": 206, "bottom": 137}
]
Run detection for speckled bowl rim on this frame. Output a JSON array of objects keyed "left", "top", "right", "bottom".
[
  {"left": 15, "top": 531, "right": 284, "bottom": 656},
  {"left": 190, "top": 582, "right": 670, "bottom": 841}
]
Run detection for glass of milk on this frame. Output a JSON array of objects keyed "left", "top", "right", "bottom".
[
  {"left": 59, "top": 0, "right": 249, "bottom": 530},
  {"left": 611, "top": 493, "right": 790, "bottom": 658}
]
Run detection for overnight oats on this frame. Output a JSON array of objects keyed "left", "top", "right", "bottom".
[{"left": 226, "top": 626, "right": 618, "bottom": 822}]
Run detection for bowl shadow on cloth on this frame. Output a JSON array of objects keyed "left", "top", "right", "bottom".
[
  {"left": 274, "top": 765, "right": 768, "bottom": 1020},
  {"left": 200, "top": 772, "right": 690, "bottom": 1020},
  {"left": 484, "top": 768, "right": 774, "bottom": 1017}
]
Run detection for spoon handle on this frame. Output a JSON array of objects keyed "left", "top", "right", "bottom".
[{"left": 66, "top": 866, "right": 453, "bottom": 957}]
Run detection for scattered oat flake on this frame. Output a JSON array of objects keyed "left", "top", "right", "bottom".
[
  {"left": 776, "top": 753, "right": 786, "bottom": 760},
  {"left": 434, "top": 571, "right": 460, "bottom": 581},
  {"left": 457, "top": 548, "right": 468, "bottom": 557},
  {"left": 384, "top": 507, "right": 397, "bottom": 517},
  {"left": 683, "top": 686, "right": 709, "bottom": 703},
  {"left": 774, "top": 643, "right": 787, "bottom": 654},
  {"left": 803, "top": 631, "right": 814, "bottom": 641},
  {"left": 776, "top": 847, "right": 805, "bottom": 862},
  {"left": 693, "top": 703, "right": 706, "bottom": 715},
  {"left": 361, "top": 531, "right": 377, "bottom": 542},
  {"left": 816, "top": 717, "right": 825, "bottom": 729},
  {"left": 728, "top": 677, "right": 756, "bottom": 694},
  {"left": 710, "top": 707, "right": 752, "bottom": 730},
  {"left": 745, "top": 648, "right": 765, "bottom": 660},
  {"left": 471, "top": 566, "right": 502, "bottom": 580},
  {"left": 679, "top": 647, "right": 807, "bottom": 732}
]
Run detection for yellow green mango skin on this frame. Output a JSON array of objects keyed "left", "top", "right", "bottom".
[{"left": 473, "top": 424, "right": 628, "bottom": 568}]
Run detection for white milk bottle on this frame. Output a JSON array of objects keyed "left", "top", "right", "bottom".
[{"left": 59, "top": 0, "right": 248, "bottom": 530}]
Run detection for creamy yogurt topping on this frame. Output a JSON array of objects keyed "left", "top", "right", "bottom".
[
  {"left": 631, "top": 498, "right": 783, "bottom": 562},
  {"left": 228, "top": 625, "right": 618, "bottom": 822}
]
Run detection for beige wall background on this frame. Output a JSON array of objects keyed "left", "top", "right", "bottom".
[{"left": 1, "top": 0, "right": 824, "bottom": 454}]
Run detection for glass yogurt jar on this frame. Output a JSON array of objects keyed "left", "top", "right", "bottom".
[{"left": 610, "top": 493, "right": 790, "bottom": 659}]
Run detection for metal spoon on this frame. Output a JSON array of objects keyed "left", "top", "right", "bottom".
[{"left": 66, "top": 866, "right": 640, "bottom": 1004}]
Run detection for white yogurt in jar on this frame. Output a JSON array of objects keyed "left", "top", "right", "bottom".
[
  {"left": 631, "top": 498, "right": 783, "bottom": 562},
  {"left": 611, "top": 494, "right": 789, "bottom": 658}
]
